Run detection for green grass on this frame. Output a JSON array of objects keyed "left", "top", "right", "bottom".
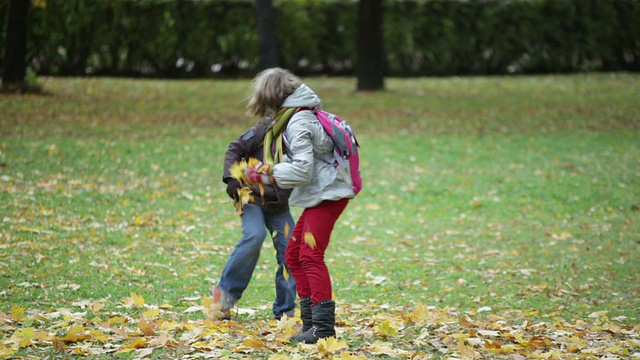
[{"left": 1, "top": 74, "right": 639, "bottom": 359}]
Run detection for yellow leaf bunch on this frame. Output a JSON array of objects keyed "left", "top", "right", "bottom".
[
  {"left": 229, "top": 157, "right": 266, "bottom": 215},
  {"left": 229, "top": 157, "right": 262, "bottom": 187}
]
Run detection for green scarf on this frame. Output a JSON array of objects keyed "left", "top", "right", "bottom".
[{"left": 263, "top": 107, "right": 296, "bottom": 167}]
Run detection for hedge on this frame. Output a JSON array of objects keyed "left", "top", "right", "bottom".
[{"left": 1, "top": 0, "right": 638, "bottom": 78}]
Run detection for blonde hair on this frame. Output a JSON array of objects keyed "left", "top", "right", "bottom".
[{"left": 246, "top": 67, "right": 302, "bottom": 118}]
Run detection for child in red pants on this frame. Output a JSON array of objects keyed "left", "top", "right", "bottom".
[{"left": 244, "top": 68, "right": 356, "bottom": 343}]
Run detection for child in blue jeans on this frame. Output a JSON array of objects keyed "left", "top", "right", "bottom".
[{"left": 212, "top": 118, "right": 297, "bottom": 320}]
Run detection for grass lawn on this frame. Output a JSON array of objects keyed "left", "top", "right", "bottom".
[{"left": 1, "top": 73, "right": 639, "bottom": 359}]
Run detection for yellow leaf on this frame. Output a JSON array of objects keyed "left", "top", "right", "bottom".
[
  {"left": 142, "top": 308, "right": 160, "bottom": 319},
  {"left": 230, "top": 157, "right": 262, "bottom": 186},
  {"left": 242, "top": 338, "right": 265, "bottom": 348},
  {"left": 121, "top": 337, "right": 149, "bottom": 349},
  {"left": 551, "top": 231, "right": 572, "bottom": 240},
  {"left": 317, "top": 337, "right": 347, "bottom": 355},
  {"left": 11, "top": 327, "right": 35, "bottom": 348},
  {"left": 284, "top": 222, "right": 290, "bottom": 238},
  {"left": 304, "top": 232, "right": 316, "bottom": 249},
  {"left": 409, "top": 302, "right": 430, "bottom": 322},
  {"left": 33, "top": 331, "right": 52, "bottom": 341},
  {"left": 57, "top": 325, "right": 88, "bottom": 342},
  {"left": 88, "top": 301, "right": 105, "bottom": 313},
  {"left": 235, "top": 187, "right": 254, "bottom": 215},
  {"left": 513, "top": 332, "right": 528, "bottom": 345},
  {"left": 107, "top": 316, "right": 127, "bottom": 325},
  {"left": 229, "top": 161, "right": 246, "bottom": 182},
  {"left": 11, "top": 305, "right": 26, "bottom": 322},
  {"left": 88, "top": 329, "right": 109, "bottom": 343},
  {"left": 202, "top": 294, "right": 213, "bottom": 309},
  {"left": 131, "top": 292, "right": 145, "bottom": 307},
  {"left": 276, "top": 315, "right": 297, "bottom": 335},
  {"left": 283, "top": 267, "right": 290, "bottom": 280},
  {"left": 588, "top": 310, "right": 609, "bottom": 319},
  {"left": 0, "top": 348, "right": 17, "bottom": 358},
  {"left": 247, "top": 158, "right": 261, "bottom": 167},
  {"left": 158, "top": 320, "right": 180, "bottom": 332},
  {"left": 268, "top": 354, "right": 290, "bottom": 360},
  {"left": 374, "top": 320, "right": 398, "bottom": 337},
  {"left": 238, "top": 187, "right": 253, "bottom": 203},
  {"left": 340, "top": 352, "right": 367, "bottom": 360},
  {"left": 365, "top": 203, "right": 381, "bottom": 210},
  {"left": 71, "top": 347, "right": 90, "bottom": 355},
  {"left": 458, "top": 339, "right": 479, "bottom": 359}
]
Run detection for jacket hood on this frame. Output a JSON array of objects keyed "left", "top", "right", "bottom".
[{"left": 282, "top": 84, "right": 322, "bottom": 109}]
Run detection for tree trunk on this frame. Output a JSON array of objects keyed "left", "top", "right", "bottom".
[
  {"left": 356, "top": 0, "right": 385, "bottom": 91},
  {"left": 2, "top": 0, "right": 30, "bottom": 86},
  {"left": 255, "top": 0, "right": 279, "bottom": 70}
]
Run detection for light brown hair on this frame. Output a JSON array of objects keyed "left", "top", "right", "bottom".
[{"left": 246, "top": 67, "right": 302, "bottom": 118}]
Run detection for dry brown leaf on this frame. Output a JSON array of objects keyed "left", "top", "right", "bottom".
[{"left": 139, "top": 319, "right": 156, "bottom": 336}]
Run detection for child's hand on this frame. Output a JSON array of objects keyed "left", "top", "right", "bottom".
[
  {"left": 244, "top": 162, "right": 275, "bottom": 185},
  {"left": 225, "top": 179, "right": 242, "bottom": 200}
]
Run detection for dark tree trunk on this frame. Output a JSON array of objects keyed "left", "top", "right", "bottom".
[
  {"left": 255, "top": 0, "right": 279, "bottom": 70},
  {"left": 356, "top": 0, "right": 385, "bottom": 91},
  {"left": 2, "top": 0, "right": 30, "bottom": 86}
]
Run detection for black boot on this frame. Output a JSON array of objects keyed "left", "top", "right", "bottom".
[
  {"left": 291, "top": 297, "right": 312, "bottom": 337},
  {"left": 290, "top": 300, "right": 335, "bottom": 344}
]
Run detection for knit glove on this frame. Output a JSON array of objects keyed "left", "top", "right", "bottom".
[{"left": 244, "top": 162, "right": 275, "bottom": 185}]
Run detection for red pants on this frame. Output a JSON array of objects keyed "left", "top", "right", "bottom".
[{"left": 285, "top": 198, "right": 349, "bottom": 305}]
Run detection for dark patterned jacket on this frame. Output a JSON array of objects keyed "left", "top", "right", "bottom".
[{"left": 222, "top": 119, "right": 292, "bottom": 214}]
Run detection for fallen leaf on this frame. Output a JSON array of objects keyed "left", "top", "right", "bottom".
[
  {"left": 136, "top": 348, "right": 154, "bottom": 358},
  {"left": 57, "top": 325, "right": 88, "bottom": 343},
  {"left": 458, "top": 338, "right": 481, "bottom": 359},
  {"left": 340, "top": 352, "right": 368, "bottom": 360},
  {"left": 374, "top": 320, "right": 398, "bottom": 337},
  {"left": 304, "top": 232, "right": 316, "bottom": 249},
  {"left": 11, "top": 306, "right": 27, "bottom": 322},
  {"left": 142, "top": 308, "right": 160, "bottom": 319},
  {"left": 148, "top": 332, "right": 171, "bottom": 348},
  {"left": 276, "top": 315, "right": 297, "bottom": 335},
  {"left": 317, "top": 337, "right": 347, "bottom": 355},
  {"left": 139, "top": 319, "right": 156, "bottom": 336},
  {"left": 242, "top": 338, "right": 265, "bottom": 348}
]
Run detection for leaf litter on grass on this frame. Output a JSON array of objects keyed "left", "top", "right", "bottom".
[
  {"left": 1, "top": 75, "right": 639, "bottom": 358},
  {"left": 1, "top": 299, "right": 638, "bottom": 359}
]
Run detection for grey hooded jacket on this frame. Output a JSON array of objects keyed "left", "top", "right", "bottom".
[{"left": 272, "top": 84, "right": 355, "bottom": 208}]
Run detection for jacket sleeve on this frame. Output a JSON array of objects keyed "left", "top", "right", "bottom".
[{"left": 272, "top": 115, "right": 315, "bottom": 189}]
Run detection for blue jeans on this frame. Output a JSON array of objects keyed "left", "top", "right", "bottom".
[{"left": 217, "top": 204, "right": 297, "bottom": 318}]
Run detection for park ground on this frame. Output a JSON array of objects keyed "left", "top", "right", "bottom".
[{"left": 0, "top": 73, "right": 639, "bottom": 359}]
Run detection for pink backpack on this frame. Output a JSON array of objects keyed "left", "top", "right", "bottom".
[{"left": 313, "top": 108, "right": 363, "bottom": 196}]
